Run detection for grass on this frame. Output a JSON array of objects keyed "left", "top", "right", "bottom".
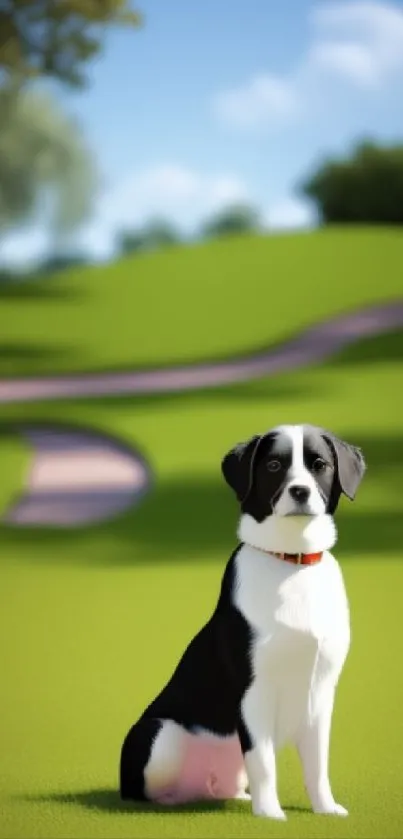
[
  {"left": 1, "top": 227, "right": 403, "bottom": 837},
  {"left": 0, "top": 429, "right": 30, "bottom": 518},
  {"left": 1, "top": 227, "right": 403, "bottom": 377},
  {"left": 1, "top": 324, "right": 403, "bottom": 838}
]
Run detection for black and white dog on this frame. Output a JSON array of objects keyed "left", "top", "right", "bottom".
[{"left": 120, "top": 424, "right": 365, "bottom": 819}]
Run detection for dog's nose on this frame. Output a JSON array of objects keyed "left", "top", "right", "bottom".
[{"left": 289, "top": 485, "right": 310, "bottom": 503}]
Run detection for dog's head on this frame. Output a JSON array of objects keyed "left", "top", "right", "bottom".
[{"left": 222, "top": 424, "right": 366, "bottom": 552}]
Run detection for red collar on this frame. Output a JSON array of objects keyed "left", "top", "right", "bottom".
[{"left": 270, "top": 551, "right": 323, "bottom": 566}]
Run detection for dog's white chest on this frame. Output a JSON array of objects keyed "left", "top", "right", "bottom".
[{"left": 234, "top": 546, "right": 350, "bottom": 745}]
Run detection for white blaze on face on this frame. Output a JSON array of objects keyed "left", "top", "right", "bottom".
[{"left": 273, "top": 425, "right": 326, "bottom": 516}]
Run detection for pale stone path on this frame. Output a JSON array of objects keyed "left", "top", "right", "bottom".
[
  {"left": 3, "top": 427, "right": 151, "bottom": 527},
  {"left": 1, "top": 301, "right": 403, "bottom": 405},
  {"left": 2, "top": 300, "right": 402, "bottom": 527}
]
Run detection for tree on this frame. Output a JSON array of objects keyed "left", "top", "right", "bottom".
[
  {"left": 141, "top": 218, "right": 181, "bottom": 251},
  {"left": 300, "top": 140, "right": 403, "bottom": 226},
  {"left": 37, "top": 251, "right": 90, "bottom": 274},
  {"left": 0, "top": 2, "right": 141, "bottom": 261},
  {"left": 118, "top": 229, "right": 146, "bottom": 256},
  {"left": 201, "top": 203, "right": 261, "bottom": 240},
  {"left": 117, "top": 218, "right": 181, "bottom": 256},
  {"left": 0, "top": 0, "right": 141, "bottom": 89},
  {"left": 0, "top": 85, "right": 97, "bottom": 240}
]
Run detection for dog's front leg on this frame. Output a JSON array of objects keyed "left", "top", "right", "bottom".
[
  {"left": 239, "top": 687, "right": 285, "bottom": 820},
  {"left": 297, "top": 687, "right": 348, "bottom": 817}
]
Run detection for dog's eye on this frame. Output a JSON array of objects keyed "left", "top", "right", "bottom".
[
  {"left": 267, "top": 460, "right": 282, "bottom": 472},
  {"left": 312, "top": 457, "right": 327, "bottom": 472}
]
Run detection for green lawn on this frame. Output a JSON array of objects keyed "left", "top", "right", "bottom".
[
  {"left": 1, "top": 226, "right": 403, "bottom": 377},
  {"left": 1, "top": 325, "right": 403, "bottom": 837},
  {"left": 0, "top": 430, "right": 30, "bottom": 518}
]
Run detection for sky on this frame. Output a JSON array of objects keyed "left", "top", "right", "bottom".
[{"left": 2, "top": 0, "right": 403, "bottom": 266}]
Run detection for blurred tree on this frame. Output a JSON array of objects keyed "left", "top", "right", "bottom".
[
  {"left": 0, "top": 0, "right": 141, "bottom": 89},
  {"left": 0, "top": 1, "right": 141, "bottom": 264},
  {"left": 118, "top": 229, "right": 146, "bottom": 255},
  {"left": 37, "top": 251, "right": 90, "bottom": 273},
  {"left": 0, "top": 85, "right": 97, "bottom": 239},
  {"left": 201, "top": 203, "right": 261, "bottom": 239},
  {"left": 118, "top": 218, "right": 181, "bottom": 255},
  {"left": 142, "top": 218, "right": 181, "bottom": 250},
  {"left": 301, "top": 140, "right": 403, "bottom": 225}
]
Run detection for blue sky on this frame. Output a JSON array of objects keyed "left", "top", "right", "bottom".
[{"left": 3, "top": 0, "right": 403, "bottom": 265}]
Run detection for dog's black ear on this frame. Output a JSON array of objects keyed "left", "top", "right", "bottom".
[
  {"left": 221, "top": 434, "right": 263, "bottom": 503},
  {"left": 325, "top": 433, "right": 366, "bottom": 500}
]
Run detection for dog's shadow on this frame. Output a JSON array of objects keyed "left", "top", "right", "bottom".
[{"left": 26, "top": 787, "right": 311, "bottom": 816}]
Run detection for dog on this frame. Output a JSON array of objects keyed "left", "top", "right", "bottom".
[{"left": 120, "top": 423, "right": 365, "bottom": 819}]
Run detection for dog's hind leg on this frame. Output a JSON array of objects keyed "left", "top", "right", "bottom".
[
  {"left": 122, "top": 719, "right": 249, "bottom": 805},
  {"left": 120, "top": 717, "right": 166, "bottom": 801},
  {"left": 232, "top": 766, "right": 250, "bottom": 800},
  {"left": 142, "top": 719, "right": 188, "bottom": 803}
]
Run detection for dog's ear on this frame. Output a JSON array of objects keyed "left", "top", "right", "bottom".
[
  {"left": 325, "top": 433, "right": 366, "bottom": 500},
  {"left": 221, "top": 434, "right": 263, "bottom": 503}
]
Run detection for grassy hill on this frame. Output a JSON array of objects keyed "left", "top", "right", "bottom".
[
  {"left": 1, "top": 327, "right": 403, "bottom": 838},
  {"left": 1, "top": 226, "right": 402, "bottom": 377},
  {"left": 0, "top": 227, "right": 403, "bottom": 838}
]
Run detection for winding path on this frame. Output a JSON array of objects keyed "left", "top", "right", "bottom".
[
  {"left": 3, "top": 426, "right": 151, "bottom": 527},
  {"left": 2, "top": 300, "right": 403, "bottom": 527},
  {"left": 1, "top": 301, "right": 403, "bottom": 404}
]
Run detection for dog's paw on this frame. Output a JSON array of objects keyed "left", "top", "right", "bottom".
[
  {"left": 252, "top": 801, "right": 287, "bottom": 820},
  {"left": 314, "top": 801, "right": 348, "bottom": 817},
  {"left": 234, "top": 790, "right": 251, "bottom": 801}
]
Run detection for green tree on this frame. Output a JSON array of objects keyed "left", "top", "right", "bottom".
[
  {"left": 117, "top": 218, "right": 181, "bottom": 256},
  {"left": 118, "top": 229, "right": 146, "bottom": 256},
  {"left": 37, "top": 251, "right": 90, "bottom": 274},
  {"left": 201, "top": 203, "right": 261, "bottom": 240},
  {"left": 301, "top": 140, "right": 403, "bottom": 226},
  {"left": 0, "top": 0, "right": 141, "bottom": 88},
  {"left": 0, "top": 1, "right": 141, "bottom": 262},
  {"left": 0, "top": 85, "right": 97, "bottom": 240}
]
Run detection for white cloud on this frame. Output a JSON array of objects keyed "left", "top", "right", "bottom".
[
  {"left": 2, "top": 169, "right": 316, "bottom": 266},
  {"left": 1, "top": 164, "right": 254, "bottom": 265},
  {"left": 71, "top": 165, "right": 251, "bottom": 259},
  {"left": 309, "top": 41, "right": 379, "bottom": 87},
  {"left": 1, "top": 226, "right": 50, "bottom": 269},
  {"left": 91, "top": 164, "right": 249, "bottom": 243},
  {"left": 265, "top": 197, "right": 314, "bottom": 231},
  {"left": 309, "top": 1, "right": 403, "bottom": 88},
  {"left": 134, "top": 165, "right": 200, "bottom": 204},
  {"left": 214, "top": 1, "right": 403, "bottom": 129},
  {"left": 213, "top": 74, "right": 298, "bottom": 129}
]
